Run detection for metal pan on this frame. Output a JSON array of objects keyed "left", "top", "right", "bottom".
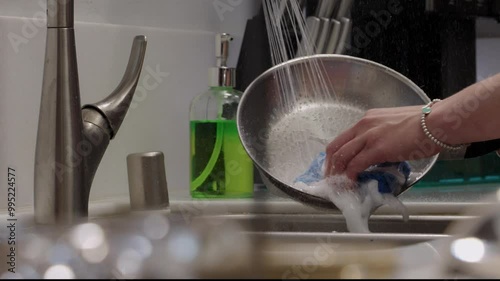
[{"left": 237, "top": 55, "right": 439, "bottom": 210}]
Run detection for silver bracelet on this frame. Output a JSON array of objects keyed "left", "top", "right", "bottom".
[{"left": 421, "top": 99, "right": 469, "bottom": 151}]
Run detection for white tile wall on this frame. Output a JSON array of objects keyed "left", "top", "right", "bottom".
[{"left": 0, "top": 0, "right": 260, "bottom": 209}]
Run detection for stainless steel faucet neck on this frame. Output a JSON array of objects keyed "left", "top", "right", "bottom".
[
  {"left": 47, "top": 0, "right": 74, "bottom": 28},
  {"left": 34, "top": 0, "right": 147, "bottom": 225}
]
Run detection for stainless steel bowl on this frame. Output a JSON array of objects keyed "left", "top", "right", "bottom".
[{"left": 237, "top": 54, "right": 439, "bottom": 210}]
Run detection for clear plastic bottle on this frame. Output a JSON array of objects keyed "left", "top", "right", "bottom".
[{"left": 189, "top": 33, "right": 254, "bottom": 198}]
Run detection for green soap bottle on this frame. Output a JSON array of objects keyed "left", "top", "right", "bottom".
[{"left": 189, "top": 33, "right": 254, "bottom": 199}]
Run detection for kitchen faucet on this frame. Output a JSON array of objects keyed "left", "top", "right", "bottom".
[{"left": 34, "top": 0, "right": 147, "bottom": 225}]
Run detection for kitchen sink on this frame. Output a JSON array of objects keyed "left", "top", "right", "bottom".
[
  {"left": 189, "top": 213, "right": 476, "bottom": 247},
  {"left": 191, "top": 213, "right": 469, "bottom": 233},
  {"left": 0, "top": 202, "right": 484, "bottom": 279},
  {"left": 167, "top": 185, "right": 500, "bottom": 249},
  {"left": 3, "top": 186, "right": 498, "bottom": 279}
]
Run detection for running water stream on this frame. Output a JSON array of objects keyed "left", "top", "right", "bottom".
[{"left": 261, "top": 0, "right": 408, "bottom": 233}]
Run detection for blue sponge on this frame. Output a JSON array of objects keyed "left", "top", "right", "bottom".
[
  {"left": 294, "top": 152, "right": 411, "bottom": 194},
  {"left": 294, "top": 152, "right": 328, "bottom": 185}
]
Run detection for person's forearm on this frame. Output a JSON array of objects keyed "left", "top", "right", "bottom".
[{"left": 426, "top": 73, "right": 500, "bottom": 145}]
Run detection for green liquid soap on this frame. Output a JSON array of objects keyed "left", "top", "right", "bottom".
[{"left": 190, "top": 119, "right": 254, "bottom": 198}]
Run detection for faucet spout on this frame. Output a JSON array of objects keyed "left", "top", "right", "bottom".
[{"left": 34, "top": 0, "right": 148, "bottom": 225}]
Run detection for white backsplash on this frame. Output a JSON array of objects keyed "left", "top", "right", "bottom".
[{"left": 0, "top": 0, "right": 260, "bottom": 209}]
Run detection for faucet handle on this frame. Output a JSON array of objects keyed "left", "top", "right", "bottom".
[{"left": 83, "top": 35, "right": 148, "bottom": 139}]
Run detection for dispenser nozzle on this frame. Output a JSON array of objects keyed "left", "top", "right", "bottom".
[
  {"left": 216, "top": 33, "right": 234, "bottom": 67},
  {"left": 209, "top": 33, "right": 236, "bottom": 87}
]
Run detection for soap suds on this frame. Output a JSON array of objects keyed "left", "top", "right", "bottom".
[
  {"left": 260, "top": 102, "right": 410, "bottom": 233},
  {"left": 295, "top": 174, "right": 409, "bottom": 233}
]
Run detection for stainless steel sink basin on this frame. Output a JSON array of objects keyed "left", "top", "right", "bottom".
[
  {"left": 0, "top": 208, "right": 482, "bottom": 279},
  {"left": 191, "top": 213, "right": 476, "bottom": 247},
  {"left": 2, "top": 191, "right": 496, "bottom": 279},
  {"left": 4, "top": 211, "right": 453, "bottom": 279},
  {"left": 164, "top": 185, "right": 500, "bottom": 248},
  {"left": 193, "top": 213, "right": 468, "bottom": 233}
]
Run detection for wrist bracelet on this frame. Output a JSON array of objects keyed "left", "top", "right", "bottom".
[{"left": 421, "top": 99, "right": 469, "bottom": 151}]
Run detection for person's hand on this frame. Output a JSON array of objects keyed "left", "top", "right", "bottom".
[{"left": 324, "top": 105, "right": 442, "bottom": 180}]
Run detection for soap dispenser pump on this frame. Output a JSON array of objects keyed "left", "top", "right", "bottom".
[{"left": 189, "top": 33, "right": 254, "bottom": 199}]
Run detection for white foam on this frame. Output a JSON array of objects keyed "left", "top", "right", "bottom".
[
  {"left": 265, "top": 103, "right": 365, "bottom": 184},
  {"left": 294, "top": 174, "right": 409, "bottom": 233}
]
